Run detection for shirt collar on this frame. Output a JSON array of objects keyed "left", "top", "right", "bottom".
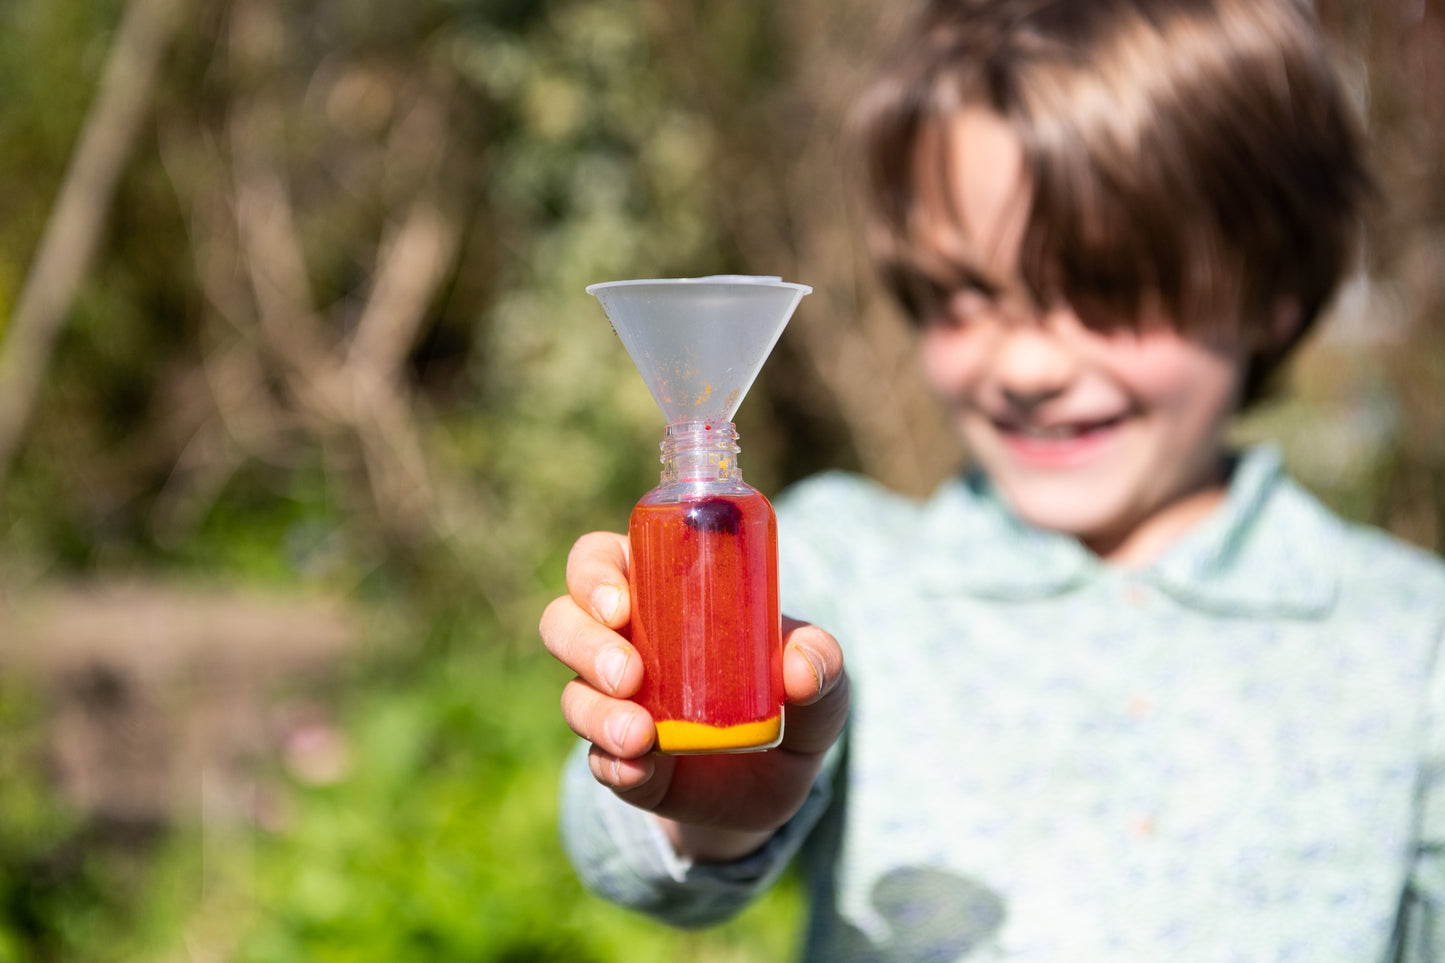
[{"left": 916, "top": 446, "right": 1340, "bottom": 618}]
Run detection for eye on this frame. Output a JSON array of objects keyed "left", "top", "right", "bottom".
[
  {"left": 932, "top": 281, "right": 998, "bottom": 329},
  {"left": 900, "top": 264, "right": 1010, "bottom": 329}
]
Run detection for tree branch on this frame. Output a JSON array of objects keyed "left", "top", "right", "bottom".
[{"left": 0, "top": 0, "right": 185, "bottom": 490}]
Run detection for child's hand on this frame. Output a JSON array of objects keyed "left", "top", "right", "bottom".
[{"left": 540, "top": 531, "right": 849, "bottom": 862}]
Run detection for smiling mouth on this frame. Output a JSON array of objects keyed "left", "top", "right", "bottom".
[{"left": 995, "top": 414, "right": 1127, "bottom": 440}]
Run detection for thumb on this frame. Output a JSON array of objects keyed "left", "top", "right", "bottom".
[{"left": 780, "top": 617, "right": 849, "bottom": 756}]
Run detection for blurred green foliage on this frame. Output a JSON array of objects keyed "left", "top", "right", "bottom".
[
  {"left": 227, "top": 637, "right": 801, "bottom": 963},
  {"left": 0, "top": 677, "right": 87, "bottom": 963}
]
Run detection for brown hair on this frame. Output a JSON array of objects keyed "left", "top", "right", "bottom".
[{"left": 855, "top": 0, "right": 1375, "bottom": 402}]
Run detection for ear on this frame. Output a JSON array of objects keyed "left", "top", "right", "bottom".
[{"left": 1268, "top": 297, "right": 1304, "bottom": 352}]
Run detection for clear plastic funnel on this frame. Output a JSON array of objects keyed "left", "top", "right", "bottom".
[{"left": 587, "top": 275, "right": 812, "bottom": 424}]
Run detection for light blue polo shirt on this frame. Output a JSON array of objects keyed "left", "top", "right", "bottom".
[{"left": 560, "top": 447, "right": 1445, "bottom": 961}]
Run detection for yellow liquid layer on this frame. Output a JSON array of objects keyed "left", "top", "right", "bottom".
[{"left": 654, "top": 715, "right": 783, "bottom": 754}]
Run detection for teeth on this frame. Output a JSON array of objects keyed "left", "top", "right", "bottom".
[{"left": 1015, "top": 424, "right": 1082, "bottom": 439}]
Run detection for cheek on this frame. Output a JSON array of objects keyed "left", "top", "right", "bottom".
[
  {"left": 1111, "top": 340, "right": 1244, "bottom": 420},
  {"left": 920, "top": 326, "right": 986, "bottom": 399}
]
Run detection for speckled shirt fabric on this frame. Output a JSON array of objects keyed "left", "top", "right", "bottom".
[{"left": 559, "top": 447, "right": 1445, "bottom": 961}]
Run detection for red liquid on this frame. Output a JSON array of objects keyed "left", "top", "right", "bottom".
[{"left": 628, "top": 489, "right": 784, "bottom": 753}]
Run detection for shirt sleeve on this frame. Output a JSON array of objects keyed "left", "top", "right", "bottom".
[
  {"left": 1396, "top": 620, "right": 1445, "bottom": 962},
  {"left": 557, "top": 737, "right": 841, "bottom": 928}
]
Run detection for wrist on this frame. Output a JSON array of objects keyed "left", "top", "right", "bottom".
[{"left": 658, "top": 817, "right": 774, "bottom": 864}]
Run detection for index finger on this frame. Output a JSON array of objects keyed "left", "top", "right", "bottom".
[{"left": 566, "top": 531, "right": 632, "bottom": 629}]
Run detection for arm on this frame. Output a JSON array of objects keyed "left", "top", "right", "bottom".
[{"left": 557, "top": 730, "right": 845, "bottom": 927}]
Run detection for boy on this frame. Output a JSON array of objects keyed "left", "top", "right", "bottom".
[{"left": 539, "top": 0, "right": 1445, "bottom": 958}]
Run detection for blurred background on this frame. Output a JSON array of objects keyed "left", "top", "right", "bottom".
[{"left": 0, "top": 0, "right": 1439, "bottom": 960}]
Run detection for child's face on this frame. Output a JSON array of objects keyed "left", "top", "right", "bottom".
[{"left": 915, "top": 110, "right": 1249, "bottom": 561}]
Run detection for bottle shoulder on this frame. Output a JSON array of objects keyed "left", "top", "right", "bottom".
[{"left": 635, "top": 478, "right": 769, "bottom": 507}]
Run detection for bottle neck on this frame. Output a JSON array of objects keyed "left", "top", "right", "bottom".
[{"left": 659, "top": 421, "right": 743, "bottom": 484}]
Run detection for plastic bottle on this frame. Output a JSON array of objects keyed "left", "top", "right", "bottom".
[{"left": 627, "top": 420, "right": 783, "bottom": 753}]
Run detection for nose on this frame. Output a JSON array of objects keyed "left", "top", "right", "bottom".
[{"left": 992, "top": 323, "right": 1076, "bottom": 409}]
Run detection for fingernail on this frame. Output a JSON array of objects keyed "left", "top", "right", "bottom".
[
  {"left": 605, "top": 709, "right": 636, "bottom": 753},
  {"left": 591, "top": 583, "right": 623, "bottom": 624},
  {"left": 596, "top": 645, "right": 630, "bottom": 694},
  {"left": 792, "top": 642, "right": 826, "bottom": 695}
]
